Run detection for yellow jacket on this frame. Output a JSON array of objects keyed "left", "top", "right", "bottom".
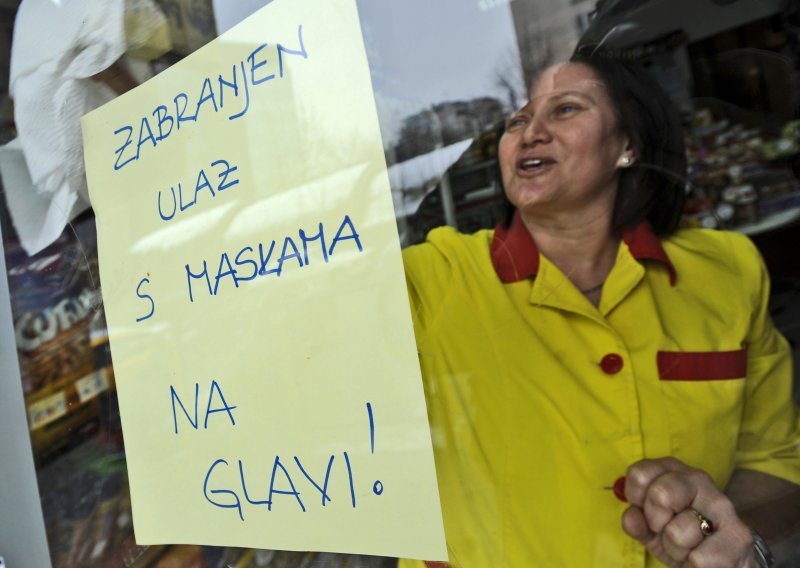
[{"left": 400, "top": 218, "right": 800, "bottom": 567}]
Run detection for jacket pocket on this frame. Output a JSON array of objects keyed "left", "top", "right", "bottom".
[
  {"left": 657, "top": 348, "right": 747, "bottom": 381},
  {"left": 657, "top": 349, "right": 748, "bottom": 483}
]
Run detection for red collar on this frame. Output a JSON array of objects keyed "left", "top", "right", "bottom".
[{"left": 490, "top": 212, "right": 677, "bottom": 285}]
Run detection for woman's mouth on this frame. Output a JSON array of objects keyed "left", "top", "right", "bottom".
[{"left": 518, "top": 157, "right": 556, "bottom": 174}]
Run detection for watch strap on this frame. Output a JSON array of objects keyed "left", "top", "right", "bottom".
[{"left": 750, "top": 528, "right": 775, "bottom": 568}]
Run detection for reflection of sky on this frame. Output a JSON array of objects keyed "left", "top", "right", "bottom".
[
  {"left": 359, "top": 1, "right": 519, "bottom": 103},
  {"left": 357, "top": 0, "right": 521, "bottom": 145},
  {"left": 212, "top": 0, "right": 521, "bottom": 146}
]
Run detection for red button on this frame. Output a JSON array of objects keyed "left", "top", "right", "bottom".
[
  {"left": 600, "top": 353, "right": 624, "bottom": 374},
  {"left": 612, "top": 476, "right": 627, "bottom": 502}
]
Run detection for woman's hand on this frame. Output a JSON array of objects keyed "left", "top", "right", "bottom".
[{"left": 621, "top": 457, "right": 757, "bottom": 567}]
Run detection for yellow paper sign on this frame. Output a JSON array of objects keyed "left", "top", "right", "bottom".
[{"left": 81, "top": 0, "right": 446, "bottom": 560}]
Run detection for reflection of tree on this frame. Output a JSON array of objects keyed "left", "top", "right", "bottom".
[
  {"left": 493, "top": 47, "right": 526, "bottom": 111},
  {"left": 493, "top": 19, "right": 556, "bottom": 110},
  {"left": 392, "top": 98, "right": 506, "bottom": 163},
  {"left": 494, "top": 27, "right": 555, "bottom": 110}
]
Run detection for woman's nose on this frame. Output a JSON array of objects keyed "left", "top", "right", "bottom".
[{"left": 522, "top": 117, "right": 551, "bottom": 145}]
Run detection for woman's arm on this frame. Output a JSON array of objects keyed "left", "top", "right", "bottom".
[{"left": 726, "top": 468, "right": 800, "bottom": 561}]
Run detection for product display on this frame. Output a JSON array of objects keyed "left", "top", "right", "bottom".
[
  {"left": 683, "top": 109, "right": 800, "bottom": 232},
  {"left": 3, "top": 215, "right": 111, "bottom": 456}
]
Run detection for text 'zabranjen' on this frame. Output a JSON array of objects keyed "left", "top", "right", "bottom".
[{"left": 112, "top": 25, "right": 308, "bottom": 172}]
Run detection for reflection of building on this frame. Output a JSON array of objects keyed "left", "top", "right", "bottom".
[
  {"left": 388, "top": 97, "right": 506, "bottom": 245},
  {"left": 510, "top": 0, "right": 595, "bottom": 86},
  {"left": 392, "top": 98, "right": 506, "bottom": 163}
]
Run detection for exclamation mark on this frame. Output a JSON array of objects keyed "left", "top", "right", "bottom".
[{"left": 367, "top": 402, "right": 384, "bottom": 496}]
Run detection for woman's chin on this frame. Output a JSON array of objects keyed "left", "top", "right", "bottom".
[{"left": 511, "top": 193, "right": 561, "bottom": 217}]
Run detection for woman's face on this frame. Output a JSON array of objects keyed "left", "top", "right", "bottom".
[{"left": 499, "top": 62, "right": 630, "bottom": 220}]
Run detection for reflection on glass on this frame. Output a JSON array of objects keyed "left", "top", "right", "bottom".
[{"left": 0, "top": 0, "right": 799, "bottom": 566}]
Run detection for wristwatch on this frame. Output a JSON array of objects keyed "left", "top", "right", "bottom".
[{"left": 750, "top": 528, "right": 775, "bottom": 568}]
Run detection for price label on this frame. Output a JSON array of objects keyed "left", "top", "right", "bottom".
[
  {"left": 75, "top": 369, "right": 109, "bottom": 403},
  {"left": 27, "top": 391, "right": 67, "bottom": 430}
]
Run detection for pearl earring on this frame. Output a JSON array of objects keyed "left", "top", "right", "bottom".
[{"left": 621, "top": 156, "right": 632, "bottom": 167}]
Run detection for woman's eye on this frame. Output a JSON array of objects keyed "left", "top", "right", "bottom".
[
  {"left": 506, "top": 115, "right": 528, "bottom": 130},
  {"left": 555, "top": 103, "right": 578, "bottom": 116}
]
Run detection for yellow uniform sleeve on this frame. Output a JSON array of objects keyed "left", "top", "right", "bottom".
[{"left": 733, "top": 233, "right": 800, "bottom": 484}]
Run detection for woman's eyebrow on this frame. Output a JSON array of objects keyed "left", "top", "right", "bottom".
[
  {"left": 534, "top": 90, "right": 597, "bottom": 105},
  {"left": 514, "top": 89, "right": 598, "bottom": 114}
]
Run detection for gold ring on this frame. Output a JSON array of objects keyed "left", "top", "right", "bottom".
[{"left": 692, "top": 509, "right": 715, "bottom": 536}]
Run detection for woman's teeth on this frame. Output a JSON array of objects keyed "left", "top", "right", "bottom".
[{"left": 521, "top": 158, "right": 550, "bottom": 170}]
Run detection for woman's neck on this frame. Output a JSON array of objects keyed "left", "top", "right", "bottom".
[{"left": 520, "top": 211, "right": 619, "bottom": 304}]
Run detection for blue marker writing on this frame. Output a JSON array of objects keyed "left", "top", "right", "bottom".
[{"left": 367, "top": 402, "right": 384, "bottom": 496}]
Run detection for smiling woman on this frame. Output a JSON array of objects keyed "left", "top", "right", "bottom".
[{"left": 399, "top": 48, "right": 800, "bottom": 568}]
